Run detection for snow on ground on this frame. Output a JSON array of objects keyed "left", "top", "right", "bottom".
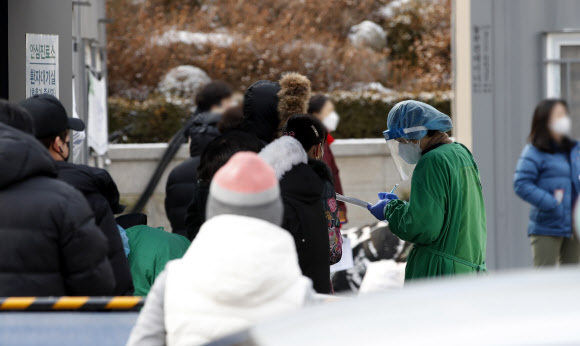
[
  {"left": 332, "top": 89, "right": 453, "bottom": 104},
  {"left": 282, "top": 40, "right": 326, "bottom": 56},
  {"left": 377, "top": 0, "right": 410, "bottom": 18},
  {"left": 157, "top": 65, "right": 211, "bottom": 104},
  {"left": 347, "top": 20, "right": 387, "bottom": 51},
  {"left": 153, "top": 29, "right": 234, "bottom": 48},
  {"left": 351, "top": 82, "right": 394, "bottom": 94}
]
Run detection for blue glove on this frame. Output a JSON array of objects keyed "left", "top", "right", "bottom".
[
  {"left": 367, "top": 193, "right": 398, "bottom": 221},
  {"left": 378, "top": 192, "right": 398, "bottom": 200}
]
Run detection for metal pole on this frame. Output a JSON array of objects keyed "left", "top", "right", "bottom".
[
  {"left": 98, "top": 15, "right": 112, "bottom": 169},
  {"left": 73, "top": 0, "right": 91, "bottom": 164},
  {"left": 80, "top": 39, "right": 89, "bottom": 164}
]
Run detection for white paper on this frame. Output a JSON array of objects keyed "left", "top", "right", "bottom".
[
  {"left": 26, "top": 33, "right": 59, "bottom": 98},
  {"left": 330, "top": 237, "right": 354, "bottom": 273},
  {"left": 88, "top": 73, "right": 108, "bottom": 155},
  {"left": 336, "top": 193, "right": 370, "bottom": 209}
]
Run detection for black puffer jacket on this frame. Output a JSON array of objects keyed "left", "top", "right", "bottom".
[
  {"left": 259, "top": 136, "right": 330, "bottom": 293},
  {"left": 165, "top": 112, "right": 221, "bottom": 236},
  {"left": 0, "top": 123, "right": 114, "bottom": 296},
  {"left": 184, "top": 180, "right": 210, "bottom": 241},
  {"left": 187, "top": 112, "right": 221, "bottom": 157},
  {"left": 55, "top": 161, "right": 134, "bottom": 295},
  {"left": 241, "top": 80, "right": 281, "bottom": 144}
]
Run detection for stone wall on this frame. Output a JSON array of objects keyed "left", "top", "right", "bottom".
[{"left": 107, "top": 139, "right": 406, "bottom": 231}]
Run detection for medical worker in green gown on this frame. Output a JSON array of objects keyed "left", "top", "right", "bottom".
[{"left": 368, "top": 100, "right": 487, "bottom": 280}]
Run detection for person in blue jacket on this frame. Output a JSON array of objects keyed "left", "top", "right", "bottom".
[{"left": 514, "top": 99, "right": 580, "bottom": 266}]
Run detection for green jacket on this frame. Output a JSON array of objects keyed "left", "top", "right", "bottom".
[
  {"left": 385, "top": 143, "right": 487, "bottom": 281},
  {"left": 126, "top": 225, "right": 191, "bottom": 296}
]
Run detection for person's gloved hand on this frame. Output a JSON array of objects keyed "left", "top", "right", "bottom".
[
  {"left": 367, "top": 193, "right": 398, "bottom": 221},
  {"left": 378, "top": 192, "right": 398, "bottom": 200}
]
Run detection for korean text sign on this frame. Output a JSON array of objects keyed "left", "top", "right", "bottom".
[{"left": 26, "top": 33, "right": 59, "bottom": 98}]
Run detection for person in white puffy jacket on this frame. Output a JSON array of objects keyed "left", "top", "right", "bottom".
[{"left": 127, "top": 152, "right": 315, "bottom": 346}]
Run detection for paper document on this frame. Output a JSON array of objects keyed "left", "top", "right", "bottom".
[{"left": 336, "top": 193, "right": 369, "bottom": 209}]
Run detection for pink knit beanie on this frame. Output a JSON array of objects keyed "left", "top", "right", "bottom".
[{"left": 206, "top": 152, "right": 283, "bottom": 225}]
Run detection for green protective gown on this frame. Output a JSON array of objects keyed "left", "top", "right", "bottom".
[
  {"left": 385, "top": 143, "right": 487, "bottom": 281},
  {"left": 126, "top": 225, "right": 191, "bottom": 296}
]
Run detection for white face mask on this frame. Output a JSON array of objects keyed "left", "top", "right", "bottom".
[
  {"left": 398, "top": 142, "right": 422, "bottom": 164},
  {"left": 550, "top": 116, "right": 572, "bottom": 136},
  {"left": 322, "top": 111, "right": 340, "bottom": 132}
]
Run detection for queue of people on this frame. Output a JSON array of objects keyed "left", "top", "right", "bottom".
[
  {"left": 0, "top": 100, "right": 115, "bottom": 296},
  {"left": 128, "top": 152, "right": 315, "bottom": 345},
  {"left": 2, "top": 69, "right": 577, "bottom": 344},
  {"left": 20, "top": 94, "right": 134, "bottom": 295},
  {"left": 165, "top": 81, "right": 234, "bottom": 237}
]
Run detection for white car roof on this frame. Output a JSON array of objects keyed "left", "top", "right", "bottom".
[{"left": 245, "top": 267, "right": 580, "bottom": 345}]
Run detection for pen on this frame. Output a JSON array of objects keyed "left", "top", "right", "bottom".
[{"left": 390, "top": 184, "right": 399, "bottom": 194}]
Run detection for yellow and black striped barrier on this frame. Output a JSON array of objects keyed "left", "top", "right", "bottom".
[{"left": 0, "top": 296, "right": 144, "bottom": 311}]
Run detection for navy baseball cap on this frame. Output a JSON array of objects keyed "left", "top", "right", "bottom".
[{"left": 20, "top": 94, "right": 85, "bottom": 139}]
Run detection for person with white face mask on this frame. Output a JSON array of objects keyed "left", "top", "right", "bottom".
[
  {"left": 514, "top": 99, "right": 580, "bottom": 267},
  {"left": 309, "top": 94, "right": 348, "bottom": 224},
  {"left": 368, "top": 100, "right": 487, "bottom": 281}
]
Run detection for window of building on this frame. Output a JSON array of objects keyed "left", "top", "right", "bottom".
[{"left": 545, "top": 32, "right": 580, "bottom": 136}]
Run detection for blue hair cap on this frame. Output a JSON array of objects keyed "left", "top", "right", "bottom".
[{"left": 383, "top": 100, "right": 452, "bottom": 140}]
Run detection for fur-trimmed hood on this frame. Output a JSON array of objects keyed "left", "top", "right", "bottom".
[
  {"left": 259, "top": 136, "right": 308, "bottom": 180},
  {"left": 241, "top": 74, "right": 311, "bottom": 144},
  {"left": 259, "top": 136, "right": 334, "bottom": 184},
  {"left": 277, "top": 72, "right": 311, "bottom": 128}
]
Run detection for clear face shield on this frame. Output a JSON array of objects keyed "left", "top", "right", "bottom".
[{"left": 383, "top": 126, "right": 427, "bottom": 181}]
